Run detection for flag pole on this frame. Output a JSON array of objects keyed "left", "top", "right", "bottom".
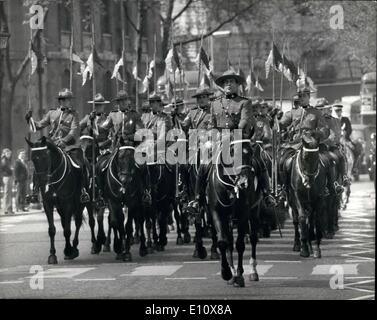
[
  {"left": 69, "top": 22, "right": 73, "bottom": 92},
  {"left": 179, "top": 42, "right": 183, "bottom": 99},
  {"left": 198, "top": 32, "right": 203, "bottom": 87},
  {"left": 90, "top": 1, "right": 96, "bottom": 203},
  {"left": 120, "top": 0, "right": 126, "bottom": 90},
  {"left": 146, "top": 56, "right": 150, "bottom": 98},
  {"left": 279, "top": 41, "right": 285, "bottom": 110},
  {"left": 154, "top": 33, "right": 157, "bottom": 94}
]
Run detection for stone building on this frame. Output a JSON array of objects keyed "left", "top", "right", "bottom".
[{"left": 1, "top": 0, "right": 162, "bottom": 152}]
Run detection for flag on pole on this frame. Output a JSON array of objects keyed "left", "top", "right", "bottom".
[
  {"left": 255, "top": 74, "right": 264, "bottom": 91},
  {"left": 30, "top": 47, "right": 38, "bottom": 75},
  {"left": 132, "top": 64, "right": 141, "bottom": 81},
  {"left": 173, "top": 46, "right": 181, "bottom": 71},
  {"left": 165, "top": 48, "right": 174, "bottom": 73},
  {"left": 200, "top": 73, "right": 211, "bottom": 88},
  {"left": 82, "top": 53, "right": 93, "bottom": 86},
  {"left": 265, "top": 42, "right": 283, "bottom": 78},
  {"left": 111, "top": 57, "right": 124, "bottom": 79},
  {"left": 147, "top": 59, "right": 155, "bottom": 79},
  {"left": 199, "top": 46, "right": 211, "bottom": 72},
  {"left": 140, "top": 75, "right": 149, "bottom": 93},
  {"left": 246, "top": 74, "right": 252, "bottom": 93}
]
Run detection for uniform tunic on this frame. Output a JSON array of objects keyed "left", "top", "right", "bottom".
[{"left": 34, "top": 107, "right": 81, "bottom": 152}]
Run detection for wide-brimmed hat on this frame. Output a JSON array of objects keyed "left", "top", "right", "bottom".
[
  {"left": 148, "top": 93, "right": 162, "bottom": 102},
  {"left": 315, "top": 97, "right": 330, "bottom": 108},
  {"left": 56, "top": 88, "right": 74, "bottom": 99},
  {"left": 215, "top": 70, "right": 245, "bottom": 86},
  {"left": 112, "top": 90, "right": 130, "bottom": 102},
  {"left": 87, "top": 93, "right": 110, "bottom": 104},
  {"left": 332, "top": 100, "right": 343, "bottom": 110},
  {"left": 296, "top": 77, "right": 316, "bottom": 94},
  {"left": 171, "top": 98, "right": 185, "bottom": 107},
  {"left": 191, "top": 87, "right": 213, "bottom": 98}
]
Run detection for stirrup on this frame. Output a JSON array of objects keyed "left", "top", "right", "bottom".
[
  {"left": 264, "top": 194, "right": 276, "bottom": 207},
  {"left": 343, "top": 176, "right": 351, "bottom": 186},
  {"left": 80, "top": 190, "right": 90, "bottom": 204},
  {"left": 334, "top": 182, "right": 344, "bottom": 195}
]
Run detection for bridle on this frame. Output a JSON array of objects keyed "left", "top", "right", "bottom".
[{"left": 296, "top": 146, "right": 320, "bottom": 189}]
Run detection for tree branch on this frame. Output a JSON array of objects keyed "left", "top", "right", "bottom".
[
  {"left": 172, "top": 0, "right": 193, "bottom": 21},
  {"left": 174, "top": 1, "right": 259, "bottom": 46}
]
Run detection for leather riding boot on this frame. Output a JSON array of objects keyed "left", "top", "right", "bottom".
[
  {"left": 327, "top": 165, "right": 343, "bottom": 195},
  {"left": 188, "top": 165, "right": 207, "bottom": 212},
  {"left": 80, "top": 170, "right": 90, "bottom": 204},
  {"left": 142, "top": 165, "right": 152, "bottom": 206}
]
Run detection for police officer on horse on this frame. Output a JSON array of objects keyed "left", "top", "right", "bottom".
[{"left": 25, "top": 88, "right": 90, "bottom": 203}]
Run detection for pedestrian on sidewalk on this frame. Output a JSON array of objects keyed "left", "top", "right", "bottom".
[
  {"left": 1, "top": 148, "right": 14, "bottom": 215},
  {"left": 14, "top": 149, "right": 29, "bottom": 212}
]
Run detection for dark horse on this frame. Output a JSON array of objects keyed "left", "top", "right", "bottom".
[
  {"left": 26, "top": 137, "right": 85, "bottom": 264},
  {"left": 287, "top": 132, "right": 327, "bottom": 258},
  {"left": 102, "top": 141, "right": 148, "bottom": 261},
  {"left": 207, "top": 139, "right": 262, "bottom": 287}
]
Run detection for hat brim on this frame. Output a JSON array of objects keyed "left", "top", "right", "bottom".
[
  {"left": 215, "top": 74, "right": 245, "bottom": 86},
  {"left": 112, "top": 97, "right": 130, "bottom": 102},
  {"left": 56, "top": 96, "right": 75, "bottom": 99},
  {"left": 87, "top": 101, "right": 110, "bottom": 104}
]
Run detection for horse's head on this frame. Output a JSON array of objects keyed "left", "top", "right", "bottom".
[
  {"left": 229, "top": 139, "right": 255, "bottom": 191},
  {"left": 300, "top": 132, "right": 320, "bottom": 178},
  {"left": 116, "top": 138, "right": 139, "bottom": 188}
]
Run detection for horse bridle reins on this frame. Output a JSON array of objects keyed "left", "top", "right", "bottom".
[
  {"left": 296, "top": 147, "right": 320, "bottom": 188},
  {"left": 31, "top": 146, "right": 72, "bottom": 196}
]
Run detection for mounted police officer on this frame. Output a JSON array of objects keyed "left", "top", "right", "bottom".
[
  {"left": 316, "top": 98, "right": 349, "bottom": 192},
  {"left": 80, "top": 93, "right": 111, "bottom": 207},
  {"left": 278, "top": 79, "right": 338, "bottom": 194},
  {"left": 25, "top": 88, "right": 90, "bottom": 203},
  {"left": 189, "top": 70, "right": 275, "bottom": 210}
]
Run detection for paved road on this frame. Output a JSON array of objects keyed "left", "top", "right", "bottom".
[{"left": 0, "top": 175, "right": 374, "bottom": 300}]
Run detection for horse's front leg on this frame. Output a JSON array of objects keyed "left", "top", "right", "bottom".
[
  {"left": 135, "top": 205, "right": 148, "bottom": 257},
  {"left": 173, "top": 202, "right": 183, "bottom": 245},
  {"left": 72, "top": 205, "right": 83, "bottom": 259},
  {"left": 249, "top": 206, "right": 260, "bottom": 282},
  {"left": 62, "top": 202, "right": 78, "bottom": 260},
  {"left": 295, "top": 192, "right": 310, "bottom": 258},
  {"left": 313, "top": 201, "right": 324, "bottom": 259},
  {"left": 103, "top": 213, "right": 111, "bottom": 252},
  {"left": 211, "top": 207, "right": 232, "bottom": 282},
  {"left": 232, "top": 216, "right": 246, "bottom": 287},
  {"left": 43, "top": 196, "right": 57, "bottom": 264},
  {"left": 86, "top": 202, "right": 100, "bottom": 254}
]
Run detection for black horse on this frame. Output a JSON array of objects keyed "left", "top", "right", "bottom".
[
  {"left": 26, "top": 137, "right": 85, "bottom": 264},
  {"left": 102, "top": 141, "right": 147, "bottom": 261},
  {"left": 287, "top": 132, "right": 327, "bottom": 258},
  {"left": 207, "top": 139, "right": 262, "bottom": 287}
]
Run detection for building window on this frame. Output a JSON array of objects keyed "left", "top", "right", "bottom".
[
  {"left": 80, "top": 0, "right": 91, "bottom": 33},
  {"left": 101, "top": 0, "right": 111, "bottom": 34},
  {"left": 62, "top": 69, "right": 70, "bottom": 89},
  {"left": 59, "top": 0, "right": 72, "bottom": 32}
]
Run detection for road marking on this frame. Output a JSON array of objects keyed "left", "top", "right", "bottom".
[
  {"left": 183, "top": 261, "right": 218, "bottom": 264},
  {"left": 260, "top": 277, "right": 298, "bottom": 280},
  {"left": 216, "top": 265, "right": 273, "bottom": 276},
  {"left": 165, "top": 277, "right": 207, "bottom": 280},
  {"left": 25, "top": 267, "right": 95, "bottom": 279},
  {"left": 74, "top": 278, "right": 116, "bottom": 281},
  {"left": 121, "top": 265, "right": 182, "bottom": 276},
  {"left": 264, "top": 260, "right": 302, "bottom": 263},
  {"left": 345, "top": 276, "right": 375, "bottom": 279},
  {"left": 349, "top": 294, "right": 375, "bottom": 300},
  {"left": 311, "top": 264, "right": 358, "bottom": 275},
  {"left": 0, "top": 281, "right": 24, "bottom": 284}
]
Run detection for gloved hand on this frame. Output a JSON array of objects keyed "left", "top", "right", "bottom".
[
  {"left": 89, "top": 111, "right": 96, "bottom": 121},
  {"left": 25, "top": 110, "right": 33, "bottom": 123},
  {"left": 269, "top": 107, "right": 280, "bottom": 118},
  {"left": 56, "top": 140, "right": 66, "bottom": 149}
]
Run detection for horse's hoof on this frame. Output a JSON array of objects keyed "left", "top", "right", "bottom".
[
  {"left": 91, "top": 243, "right": 102, "bottom": 254},
  {"left": 176, "top": 237, "right": 184, "bottom": 245},
  {"left": 115, "top": 253, "right": 123, "bottom": 260},
  {"left": 192, "top": 249, "right": 198, "bottom": 258},
  {"left": 147, "top": 247, "right": 154, "bottom": 254},
  {"left": 103, "top": 245, "right": 111, "bottom": 252},
  {"left": 313, "top": 248, "right": 322, "bottom": 259},
  {"left": 65, "top": 248, "right": 79, "bottom": 260},
  {"left": 227, "top": 276, "right": 235, "bottom": 285},
  {"left": 48, "top": 255, "right": 58, "bottom": 265},
  {"left": 233, "top": 275, "right": 245, "bottom": 287},
  {"left": 183, "top": 233, "right": 191, "bottom": 244},
  {"left": 197, "top": 246, "right": 207, "bottom": 260},
  {"left": 309, "top": 245, "right": 314, "bottom": 255},
  {"left": 300, "top": 246, "right": 310, "bottom": 258},
  {"left": 123, "top": 252, "right": 132, "bottom": 262},
  {"left": 210, "top": 250, "right": 220, "bottom": 260},
  {"left": 139, "top": 247, "right": 148, "bottom": 257},
  {"left": 249, "top": 273, "right": 259, "bottom": 282},
  {"left": 293, "top": 242, "right": 301, "bottom": 252},
  {"left": 221, "top": 266, "right": 233, "bottom": 281}
]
